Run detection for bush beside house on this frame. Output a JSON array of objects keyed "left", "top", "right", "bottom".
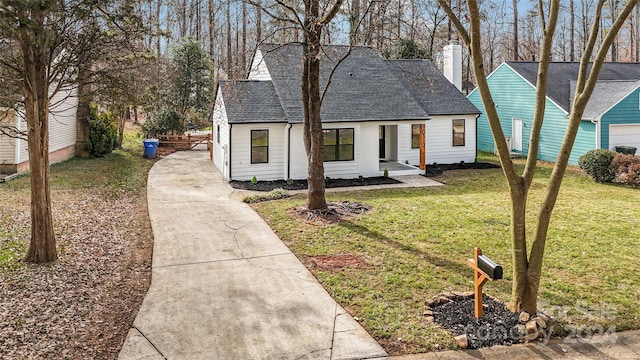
[
  {"left": 579, "top": 149, "right": 640, "bottom": 186},
  {"left": 87, "top": 105, "right": 118, "bottom": 157}
]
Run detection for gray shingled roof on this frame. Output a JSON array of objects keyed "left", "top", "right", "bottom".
[
  {"left": 218, "top": 80, "right": 287, "bottom": 124},
  {"left": 219, "top": 43, "right": 480, "bottom": 124},
  {"left": 506, "top": 62, "right": 640, "bottom": 113},
  {"left": 259, "top": 44, "right": 430, "bottom": 122},
  {"left": 387, "top": 59, "right": 479, "bottom": 115},
  {"left": 571, "top": 80, "right": 640, "bottom": 120}
]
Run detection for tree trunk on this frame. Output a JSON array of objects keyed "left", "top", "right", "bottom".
[
  {"left": 181, "top": 0, "right": 188, "bottom": 38},
  {"left": 242, "top": 0, "right": 247, "bottom": 73},
  {"left": 156, "top": 0, "right": 162, "bottom": 59},
  {"left": 75, "top": 72, "right": 91, "bottom": 158},
  {"left": 349, "top": 0, "right": 360, "bottom": 45},
  {"left": 256, "top": 0, "right": 262, "bottom": 42},
  {"left": 507, "top": 182, "right": 536, "bottom": 313},
  {"left": 513, "top": 0, "right": 519, "bottom": 60},
  {"left": 117, "top": 105, "right": 126, "bottom": 148},
  {"left": 209, "top": 0, "right": 216, "bottom": 58},
  {"left": 302, "top": 3, "right": 327, "bottom": 211},
  {"left": 570, "top": 0, "right": 575, "bottom": 61},
  {"left": 22, "top": 41, "right": 57, "bottom": 263},
  {"left": 226, "top": 0, "right": 232, "bottom": 77}
]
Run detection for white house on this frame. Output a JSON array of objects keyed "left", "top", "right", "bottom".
[
  {"left": 0, "top": 85, "right": 78, "bottom": 175},
  {"left": 211, "top": 43, "right": 479, "bottom": 181}
]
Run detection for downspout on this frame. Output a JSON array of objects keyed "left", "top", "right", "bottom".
[
  {"left": 286, "top": 123, "right": 292, "bottom": 180},
  {"left": 590, "top": 118, "right": 601, "bottom": 149},
  {"left": 475, "top": 113, "right": 480, "bottom": 161},
  {"left": 228, "top": 124, "right": 233, "bottom": 180}
]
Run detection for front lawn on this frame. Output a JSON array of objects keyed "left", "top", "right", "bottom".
[
  {"left": 251, "top": 156, "right": 640, "bottom": 355},
  {"left": 0, "top": 125, "right": 154, "bottom": 359}
]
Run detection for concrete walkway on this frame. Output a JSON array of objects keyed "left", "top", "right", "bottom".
[{"left": 118, "top": 151, "right": 387, "bottom": 360}]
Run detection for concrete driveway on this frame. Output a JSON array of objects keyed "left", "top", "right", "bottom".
[{"left": 118, "top": 151, "right": 387, "bottom": 360}]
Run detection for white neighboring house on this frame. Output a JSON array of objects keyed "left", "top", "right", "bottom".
[
  {"left": 211, "top": 43, "right": 479, "bottom": 181},
  {"left": 0, "top": 85, "right": 78, "bottom": 175}
]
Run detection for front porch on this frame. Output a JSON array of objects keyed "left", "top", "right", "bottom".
[{"left": 379, "top": 160, "right": 423, "bottom": 176}]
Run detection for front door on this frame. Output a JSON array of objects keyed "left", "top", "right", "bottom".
[
  {"left": 379, "top": 126, "right": 385, "bottom": 159},
  {"left": 512, "top": 118, "right": 523, "bottom": 151}
]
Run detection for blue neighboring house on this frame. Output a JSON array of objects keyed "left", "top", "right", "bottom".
[{"left": 468, "top": 62, "right": 640, "bottom": 164}]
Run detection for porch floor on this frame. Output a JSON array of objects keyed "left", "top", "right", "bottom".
[{"left": 379, "top": 160, "right": 423, "bottom": 175}]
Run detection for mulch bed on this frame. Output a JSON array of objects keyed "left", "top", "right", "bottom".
[
  {"left": 287, "top": 200, "right": 372, "bottom": 226},
  {"left": 425, "top": 162, "right": 500, "bottom": 177},
  {"left": 231, "top": 163, "right": 500, "bottom": 191},
  {"left": 231, "top": 177, "right": 400, "bottom": 192},
  {"left": 430, "top": 294, "right": 524, "bottom": 349}
]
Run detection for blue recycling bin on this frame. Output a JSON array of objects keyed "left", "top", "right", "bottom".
[{"left": 143, "top": 139, "right": 159, "bottom": 159}]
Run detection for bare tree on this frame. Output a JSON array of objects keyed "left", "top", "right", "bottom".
[
  {"left": 437, "top": 0, "right": 637, "bottom": 313},
  {"left": 0, "top": 0, "right": 147, "bottom": 263},
  {"left": 513, "top": 0, "right": 519, "bottom": 60}
]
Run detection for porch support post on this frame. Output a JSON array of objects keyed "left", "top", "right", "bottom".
[{"left": 419, "top": 124, "right": 426, "bottom": 170}]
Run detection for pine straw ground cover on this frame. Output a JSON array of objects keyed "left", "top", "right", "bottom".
[
  {"left": 251, "top": 155, "right": 640, "bottom": 355},
  {"left": 0, "top": 128, "right": 154, "bottom": 359}
]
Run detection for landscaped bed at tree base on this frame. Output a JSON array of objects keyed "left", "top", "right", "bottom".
[
  {"left": 0, "top": 126, "right": 154, "bottom": 359},
  {"left": 251, "top": 154, "right": 640, "bottom": 355}
]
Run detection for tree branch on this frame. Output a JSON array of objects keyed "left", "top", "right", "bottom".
[
  {"left": 523, "top": 0, "right": 560, "bottom": 185},
  {"left": 318, "top": 0, "right": 343, "bottom": 26},
  {"left": 435, "top": 0, "right": 471, "bottom": 46}
]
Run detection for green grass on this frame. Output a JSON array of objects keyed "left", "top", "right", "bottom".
[
  {"left": 252, "top": 155, "right": 640, "bottom": 353},
  {"left": 0, "top": 125, "right": 155, "bottom": 268}
]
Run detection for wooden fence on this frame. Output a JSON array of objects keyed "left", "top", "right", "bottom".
[
  {"left": 158, "top": 133, "right": 211, "bottom": 150},
  {"left": 157, "top": 133, "right": 213, "bottom": 161}
]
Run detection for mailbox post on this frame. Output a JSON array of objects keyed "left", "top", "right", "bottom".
[{"left": 467, "top": 247, "right": 502, "bottom": 319}]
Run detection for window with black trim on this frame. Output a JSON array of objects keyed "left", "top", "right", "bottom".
[
  {"left": 452, "top": 119, "right": 465, "bottom": 146},
  {"left": 251, "top": 129, "right": 269, "bottom": 164},
  {"left": 323, "top": 128, "right": 354, "bottom": 161},
  {"left": 411, "top": 124, "right": 421, "bottom": 149},
  {"left": 216, "top": 125, "right": 220, "bottom": 143}
]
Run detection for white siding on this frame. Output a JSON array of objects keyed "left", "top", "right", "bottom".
[
  {"left": 247, "top": 50, "right": 272, "bottom": 81},
  {"left": 212, "top": 90, "right": 231, "bottom": 179},
  {"left": 425, "top": 115, "right": 477, "bottom": 164},
  {"left": 0, "top": 110, "right": 17, "bottom": 165},
  {"left": 288, "top": 125, "right": 306, "bottom": 179},
  {"left": 48, "top": 85, "right": 78, "bottom": 153},
  {"left": 17, "top": 113, "right": 28, "bottom": 165},
  {"left": 357, "top": 123, "right": 383, "bottom": 177},
  {"left": 231, "top": 123, "right": 287, "bottom": 181},
  {"left": 397, "top": 123, "right": 423, "bottom": 166},
  {"left": 289, "top": 122, "right": 383, "bottom": 180}
]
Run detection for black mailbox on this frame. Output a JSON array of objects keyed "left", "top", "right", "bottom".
[{"left": 477, "top": 254, "right": 503, "bottom": 280}]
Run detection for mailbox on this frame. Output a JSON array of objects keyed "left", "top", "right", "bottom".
[
  {"left": 467, "top": 247, "right": 503, "bottom": 318},
  {"left": 477, "top": 254, "right": 503, "bottom": 280}
]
